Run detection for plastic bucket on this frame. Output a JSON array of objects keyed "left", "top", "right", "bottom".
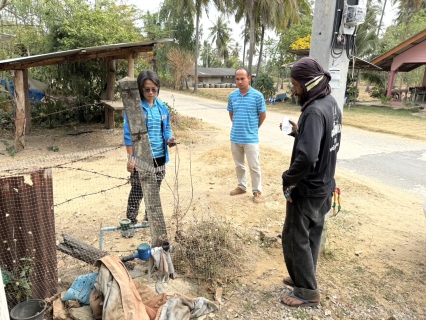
[{"left": 10, "top": 299, "right": 46, "bottom": 320}]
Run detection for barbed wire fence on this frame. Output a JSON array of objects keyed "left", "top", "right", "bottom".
[{"left": 0, "top": 108, "right": 255, "bottom": 313}]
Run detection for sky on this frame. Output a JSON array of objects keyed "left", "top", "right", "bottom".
[{"left": 123, "top": 0, "right": 398, "bottom": 49}]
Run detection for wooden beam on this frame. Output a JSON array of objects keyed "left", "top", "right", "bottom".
[
  {"left": 105, "top": 59, "right": 116, "bottom": 129},
  {"left": 128, "top": 53, "right": 135, "bottom": 78},
  {"left": 23, "top": 69, "right": 31, "bottom": 134},
  {"left": 14, "top": 69, "right": 29, "bottom": 151},
  {"left": 371, "top": 30, "right": 426, "bottom": 65},
  {"left": 0, "top": 47, "right": 154, "bottom": 71}
]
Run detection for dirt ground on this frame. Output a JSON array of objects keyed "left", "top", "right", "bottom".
[{"left": 0, "top": 100, "right": 425, "bottom": 319}]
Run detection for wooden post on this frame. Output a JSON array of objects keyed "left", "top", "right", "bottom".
[
  {"left": 128, "top": 53, "right": 135, "bottom": 78},
  {"left": 119, "top": 77, "right": 168, "bottom": 248},
  {"left": 105, "top": 59, "right": 116, "bottom": 129},
  {"left": 14, "top": 69, "right": 29, "bottom": 151},
  {"left": 23, "top": 69, "right": 31, "bottom": 134}
]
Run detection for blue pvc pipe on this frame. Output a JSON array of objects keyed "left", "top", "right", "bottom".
[{"left": 99, "top": 222, "right": 149, "bottom": 250}]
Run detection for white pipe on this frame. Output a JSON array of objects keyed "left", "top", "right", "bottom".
[{"left": 0, "top": 266, "right": 9, "bottom": 320}]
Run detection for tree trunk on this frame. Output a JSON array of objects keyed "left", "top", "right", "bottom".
[
  {"left": 247, "top": 0, "right": 255, "bottom": 77},
  {"left": 57, "top": 234, "right": 108, "bottom": 265},
  {"left": 194, "top": 13, "right": 200, "bottom": 93},
  {"left": 242, "top": 41, "right": 246, "bottom": 67},
  {"left": 376, "top": 0, "right": 387, "bottom": 37},
  {"left": 256, "top": 25, "right": 265, "bottom": 79}
]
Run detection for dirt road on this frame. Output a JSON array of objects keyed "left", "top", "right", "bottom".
[{"left": 159, "top": 90, "right": 426, "bottom": 199}]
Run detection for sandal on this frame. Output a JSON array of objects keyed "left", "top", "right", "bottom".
[
  {"left": 281, "top": 292, "right": 319, "bottom": 308},
  {"left": 283, "top": 276, "right": 294, "bottom": 287}
]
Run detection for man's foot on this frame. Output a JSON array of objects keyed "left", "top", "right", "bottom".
[
  {"left": 253, "top": 192, "right": 262, "bottom": 203},
  {"left": 281, "top": 292, "right": 319, "bottom": 308},
  {"left": 230, "top": 187, "right": 246, "bottom": 196},
  {"left": 283, "top": 276, "right": 294, "bottom": 287}
]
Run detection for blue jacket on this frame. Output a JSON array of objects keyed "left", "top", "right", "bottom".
[{"left": 123, "top": 98, "right": 173, "bottom": 163}]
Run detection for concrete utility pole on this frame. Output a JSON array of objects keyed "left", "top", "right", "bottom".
[
  {"left": 310, "top": 0, "right": 350, "bottom": 114},
  {"left": 310, "top": 0, "right": 352, "bottom": 252}
]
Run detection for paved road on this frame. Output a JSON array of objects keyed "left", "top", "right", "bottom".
[{"left": 159, "top": 90, "right": 426, "bottom": 198}]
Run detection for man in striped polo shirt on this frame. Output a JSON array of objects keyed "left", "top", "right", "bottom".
[{"left": 227, "top": 68, "right": 267, "bottom": 203}]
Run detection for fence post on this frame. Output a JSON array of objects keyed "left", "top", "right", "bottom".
[
  {"left": 0, "top": 266, "right": 9, "bottom": 320},
  {"left": 118, "top": 77, "right": 169, "bottom": 247}
]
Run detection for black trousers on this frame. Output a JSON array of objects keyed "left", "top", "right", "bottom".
[
  {"left": 126, "top": 166, "right": 165, "bottom": 224},
  {"left": 282, "top": 190, "right": 332, "bottom": 300}
]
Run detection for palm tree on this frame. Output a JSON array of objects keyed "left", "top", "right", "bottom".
[
  {"left": 176, "top": 0, "right": 209, "bottom": 93},
  {"left": 176, "top": 0, "right": 230, "bottom": 92},
  {"left": 232, "top": 0, "right": 310, "bottom": 76},
  {"left": 254, "top": 0, "right": 310, "bottom": 77},
  {"left": 230, "top": 40, "right": 241, "bottom": 58},
  {"left": 208, "top": 15, "right": 231, "bottom": 64},
  {"left": 239, "top": 24, "right": 249, "bottom": 67},
  {"left": 393, "top": 0, "right": 426, "bottom": 25},
  {"left": 201, "top": 39, "right": 213, "bottom": 67}
]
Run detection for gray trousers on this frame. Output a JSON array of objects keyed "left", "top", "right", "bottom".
[{"left": 282, "top": 191, "right": 332, "bottom": 300}]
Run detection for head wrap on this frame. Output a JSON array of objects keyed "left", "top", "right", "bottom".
[{"left": 290, "top": 57, "right": 332, "bottom": 110}]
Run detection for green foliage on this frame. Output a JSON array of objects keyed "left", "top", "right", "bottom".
[
  {"left": 1, "top": 140, "right": 17, "bottom": 157},
  {"left": 369, "top": 86, "right": 386, "bottom": 99},
  {"left": 252, "top": 73, "right": 275, "bottom": 100},
  {"left": 163, "top": 101, "right": 177, "bottom": 118},
  {"left": 5, "top": 257, "right": 34, "bottom": 303},
  {"left": 378, "top": 10, "right": 426, "bottom": 55},
  {"left": 53, "top": 1, "right": 141, "bottom": 50},
  {"left": 277, "top": 16, "right": 312, "bottom": 64},
  {"left": 47, "top": 146, "right": 59, "bottom": 152}
]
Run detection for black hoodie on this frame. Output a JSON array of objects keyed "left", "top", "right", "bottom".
[{"left": 282, "top": 94, "right": 342, "bottom": 197}]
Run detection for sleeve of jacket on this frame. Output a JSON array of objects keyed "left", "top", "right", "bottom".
[
  {"left": 123, "top": 112, "right": 133, "bottom": 146},
  {"left": 283, "top": 112, "right": 324, "bottom": 186},
  {"left": 162, "top": 102, "right": 173, "bottom": 140}
]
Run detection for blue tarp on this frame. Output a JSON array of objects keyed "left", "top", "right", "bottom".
[{"left": 0, "top": 79, "right": 45, "bottom": 103}]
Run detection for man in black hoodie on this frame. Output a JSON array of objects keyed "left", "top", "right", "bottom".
[{"left": 281, "top": 57, "right": 342, "bottom": 308}]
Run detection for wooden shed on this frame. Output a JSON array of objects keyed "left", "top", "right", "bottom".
[{"left": 0, "top": 38, "right": 176, "bottom": 151}]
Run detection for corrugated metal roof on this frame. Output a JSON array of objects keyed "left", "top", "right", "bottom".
[
  {"left": 0, "top": 38, "right": 176, "bottom": 71},
  {"left": 187, "top": 67, "right": 236, "bottom": 77}
]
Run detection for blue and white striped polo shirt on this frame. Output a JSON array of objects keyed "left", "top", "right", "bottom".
[
  {"left": 144, "top": 100, "right": 165, "bottom": 158},
  {"left": 227, "top": 87, "right": 266, "bottom": 144}
]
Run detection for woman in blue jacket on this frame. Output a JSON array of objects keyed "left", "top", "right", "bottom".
[{"left": 123, "top": 70, "right": 176, "bottom": 227}]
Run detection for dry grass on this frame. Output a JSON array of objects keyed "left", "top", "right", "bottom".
[{"left": 173, "top": 215, "right": 254, "bottom": 283}]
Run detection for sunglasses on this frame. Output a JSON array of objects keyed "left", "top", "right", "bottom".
[{"left": 143, "top": 88, "right": 158, "bottom": 93}]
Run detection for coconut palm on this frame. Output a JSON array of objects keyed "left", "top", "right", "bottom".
[
  {"left": 201, "top": 40, "right": 213, "bottom": 67},
  {"left": 232, "top": 0, "right": 310, "bottom": 76},
  {"left": 208, "top": 15, "right": 231, "bottom": 64},
  {"left": 175, "top": 0, "right": 230, "bottom": 92},
  {"left": 230, "top": 40, "right": 241, "bottom": 58},
  {"left": 393, "top": 0, "right": 426, "bottom": 25},
  {"left": 254, "top": 0, "right": 311, "bottom": 77}
]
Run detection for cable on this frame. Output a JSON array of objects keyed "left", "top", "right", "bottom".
[{"left": 331, "top": 1, "right": 344, "bottom": 59}]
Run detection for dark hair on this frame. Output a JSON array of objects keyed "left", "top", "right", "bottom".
[
  {"left": 137, "top": 70, "right": 160, "bottom": 101},
  {"left": 235, "top": 67, "right": 251, "bottom": 77}
]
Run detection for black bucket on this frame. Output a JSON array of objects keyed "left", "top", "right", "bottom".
[{"left": 10, "top": 299, "right": 46, "bottom": 320}]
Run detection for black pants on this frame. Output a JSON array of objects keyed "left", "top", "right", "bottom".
[
  {"left": 282, "top": 190, "right": 332, "bottom": 301},
  {"left": 126, "top": 165, "right": 165, "bottom": 224}
]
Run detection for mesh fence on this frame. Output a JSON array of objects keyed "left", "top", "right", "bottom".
[{"left": 0, "top": 133, "right": 254, "bottom": 312}]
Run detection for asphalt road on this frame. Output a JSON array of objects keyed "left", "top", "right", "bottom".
[{"left": 159, "top": 90, "right": 426, "bottom": 199}]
